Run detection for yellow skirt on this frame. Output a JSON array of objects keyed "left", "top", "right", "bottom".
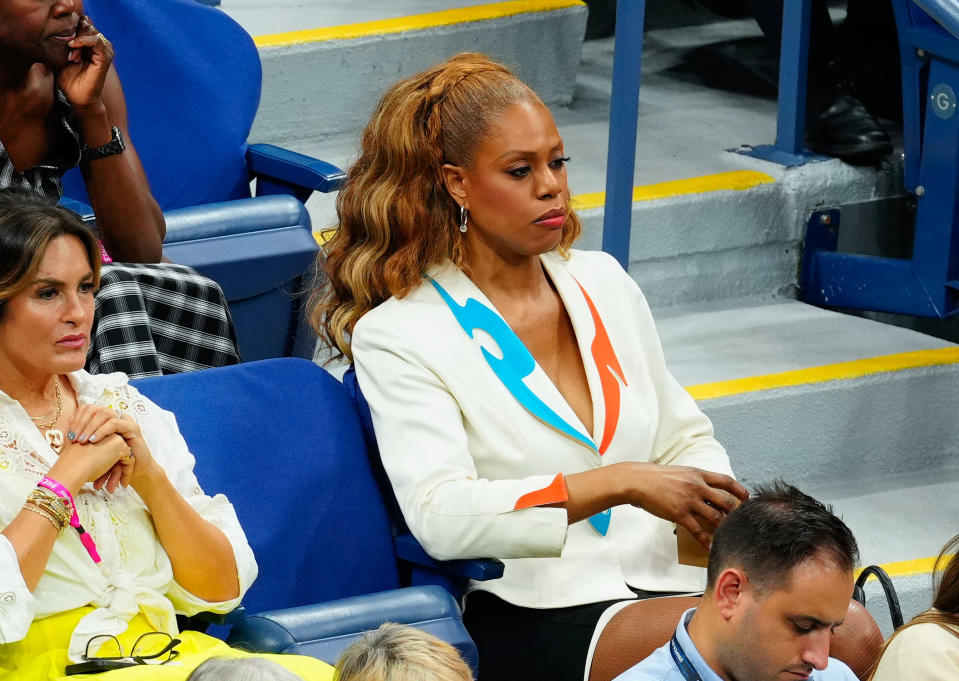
[{"left": 0, "top": 608, "right": 334, "bottom": 681}]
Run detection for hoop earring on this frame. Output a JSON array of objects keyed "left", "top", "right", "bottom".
[{"left": 459, "top": 206, "right": 469, "bottom": 233}]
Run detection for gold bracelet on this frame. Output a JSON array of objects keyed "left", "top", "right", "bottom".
[
  {"left": 26, "top": 490, "right": 71, "bottom": 529},
  {"left": 25, "top": 499, "right": 67, "bottom": 530},
  {"left": 23, "top": 501, "right": 64, "bottom": 531},
  {"left": 30, "top": 486, "right": 71, "bottom": 513},
  {"left": 29, "top": 487, "right": 71, "bottom": 514}
]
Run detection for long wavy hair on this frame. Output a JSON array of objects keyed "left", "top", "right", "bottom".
[
  {"left": 310, "top": 52, "right": 582, "bottom": 361},
  {"left": 867, "top": 533, "right": 959, "bottom": 679}
]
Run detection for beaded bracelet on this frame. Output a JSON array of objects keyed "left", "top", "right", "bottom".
[
  {"left": 23, "top": 501, "right": 64, "bottom": 531},
  {"left": 37, "top": 476, "right": 101, "bottom": 563}
]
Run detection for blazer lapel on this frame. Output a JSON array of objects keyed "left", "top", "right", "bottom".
[
  {"left": 540, "top": 253, "right": 627, "bottom": 457},
  {"left": 427, "top": 266, "right": 597, "bottom": 453}
]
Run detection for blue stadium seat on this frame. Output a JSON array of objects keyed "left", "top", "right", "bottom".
[
  {"left": 132, "top": 359, "right": 481, "bottom": 671},
  {"left": 63, "top": 0, "right": 345, "bottom": 360},
  {"left": 342, "top": 366, "right": 505, "bottom": 594},
  {"left": 161, "top": 196, "right": 318, "bottom": 361}
]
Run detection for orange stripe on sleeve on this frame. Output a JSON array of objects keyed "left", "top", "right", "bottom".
[{"left": 513, "top": 473, "right": 569, "bottom": 510}]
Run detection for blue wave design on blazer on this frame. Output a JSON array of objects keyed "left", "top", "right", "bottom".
[{"left": 430, "top": 278, "right": 596, "bottom": 452}]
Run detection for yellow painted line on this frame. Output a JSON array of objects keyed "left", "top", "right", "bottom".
[
  {"left": 254, "top": 0, "right": 585, "bottom": 48},
  {"left": 857, "top": 554, "right": 955, "bottom": 580},
  {"left": 313, "top": 171, "right": 772, "bottom": 243},
  {"left": 570, "top": 170, "right": 775, "bottom": 211},
  {"left": 313, "top": 170, "right": 775, "bottom": 242},
  {"left": 686, "top": 347, "right": 959, "bottom": 402}
]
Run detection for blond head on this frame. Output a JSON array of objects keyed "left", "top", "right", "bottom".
[{"left": 335, "top": 623, "right": 472, "bottom": 681}]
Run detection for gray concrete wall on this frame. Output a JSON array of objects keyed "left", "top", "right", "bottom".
[
  {"left": 251, "top": 6, "right": 588, "bottom": 143},
  {"left": 572, "top": 157, "right": 905, "bottom": 308},
  {"left": 704, "top": 367, "right": 959, "bottom": 486}
]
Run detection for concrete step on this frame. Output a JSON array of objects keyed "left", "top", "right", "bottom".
[
  {"left": 656, "top": 297, "right": 959, "bottom": 633},
  {"left": 662, "top": 301, "right": 959, "bottom": 484},
  {"left": 218, "top": 0, "right": 587, "bottom": 143}
]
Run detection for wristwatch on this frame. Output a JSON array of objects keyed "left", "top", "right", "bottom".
[{"left": 81, "top": 126, "right": 126, "bottom": 163}]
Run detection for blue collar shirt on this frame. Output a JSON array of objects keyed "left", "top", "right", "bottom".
[{"left": 612, "top": 608, "right": 859, "bottom": 681}]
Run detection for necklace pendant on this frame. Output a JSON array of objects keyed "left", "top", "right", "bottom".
[{"left": 45, "top": 428, "right": 64, "bottom": 453}]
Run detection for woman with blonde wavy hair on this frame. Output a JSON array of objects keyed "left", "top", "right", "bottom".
[{"left": 312, "top": 52, "right": 748, "bottom": 681}]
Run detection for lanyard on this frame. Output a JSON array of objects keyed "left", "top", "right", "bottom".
[{"left": 669, "top": 633, "right": 704, "bottom": 681}]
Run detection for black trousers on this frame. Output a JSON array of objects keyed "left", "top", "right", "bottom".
[{"left": 463, "top": 589, "right": 680, "bottom": 681}]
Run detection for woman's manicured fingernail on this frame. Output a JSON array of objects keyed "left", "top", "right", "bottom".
[
  {"left": 88, "top": 435, "right": 97, "bottom": 443},
  {"left": 67, "top": 431, "right": 77, "bottom": 441}
]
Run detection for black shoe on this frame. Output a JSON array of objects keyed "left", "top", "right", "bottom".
[{"left": 805, "top": 86, "right": 893, "bottom": 165}]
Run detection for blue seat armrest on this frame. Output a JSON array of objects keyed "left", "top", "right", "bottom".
[
  {"left": 226, "top": 585, "right": 477, "bottom": 672},
  {"left": 394, "top": 533, "right": 505, "bottom": 582},
  {"left": 162, "top": 195, "right": 311, "bottom": 243},
  {"left": 58, "top": 197, "right": 94, "bottom": 222},
  {"left": 247, "top": 143, "right": 347, "bottom": 201}
]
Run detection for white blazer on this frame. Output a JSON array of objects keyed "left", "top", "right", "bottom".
[{"left": 352, "top": 249, "right": 734, "bottom": 608}]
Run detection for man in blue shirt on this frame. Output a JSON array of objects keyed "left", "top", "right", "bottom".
[{"left": 615, "top": 481, "right": 860, "bottom": 681}]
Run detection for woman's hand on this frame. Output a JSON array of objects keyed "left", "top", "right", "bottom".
[
  {"left": 65, "top": 405, "right": 161, "bottom": 493},
  {"left": 60, "top": 405, "right": 238, "bottom": 600},
  {"left": 620, "top": 462, "right": 749, "bottom": 550},
  {"left": 55, "top": 15, "right": 167, "bottom": 262},
  {"left": 46, "top": 433, "right": 130, "bottom": 498},
  {"left": 55, "top": 16, "right": 114, "bottom": 113}
]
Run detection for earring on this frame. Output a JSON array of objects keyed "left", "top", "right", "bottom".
[{"left": 459, "top": 206, "right": 469, "bottom": 233}]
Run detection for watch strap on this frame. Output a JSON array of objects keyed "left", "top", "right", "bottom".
[{"left": 81, "top": 126, "right": 126, "bottom": 163}]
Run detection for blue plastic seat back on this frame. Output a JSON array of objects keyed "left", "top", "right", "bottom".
[
  {"left": 341, "top": 365, "right": 408, "bottom": 537},
  {"left": 61, "top": 0, "right": 261, "bottom": 209},
  {"left": 132, "top": 359, "right": 400, "bottom": 614}
]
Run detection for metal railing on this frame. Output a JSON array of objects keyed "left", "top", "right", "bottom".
[{"left": 601, "top": 0, "right": 821, "bottom": 268}]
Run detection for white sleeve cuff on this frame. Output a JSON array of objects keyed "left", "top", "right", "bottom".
[{"left": 0, "top": 535, "right": 36, "bottom": 643}]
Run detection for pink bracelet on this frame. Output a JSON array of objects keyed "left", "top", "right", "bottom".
[{"left": 37, "top": 476, "right": 101, "bottom": 563}]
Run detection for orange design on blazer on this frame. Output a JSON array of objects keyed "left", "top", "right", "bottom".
[{"left": 575, "top": 280, "right": 627, "bottom": 454}]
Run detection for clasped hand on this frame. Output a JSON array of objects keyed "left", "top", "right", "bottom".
[{"left": 49, "top": 405, "right": 155, "bottom": 497}]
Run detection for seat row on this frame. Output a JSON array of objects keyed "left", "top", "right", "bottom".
[{"left": 131, "top": 357, "right": 899, "bottom": 680}]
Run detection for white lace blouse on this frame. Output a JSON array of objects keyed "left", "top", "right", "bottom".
[{"left": 0, "top": 370, "right": 257, "bottom": 661}]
